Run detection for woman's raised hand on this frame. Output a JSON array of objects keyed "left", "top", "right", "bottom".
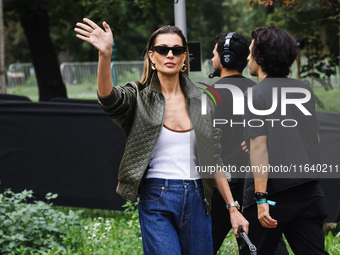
[{"left": 74, "top": 18, "right": 113, "bottom": 55}]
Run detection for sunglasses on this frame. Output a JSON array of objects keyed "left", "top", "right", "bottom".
[{"left": 153, "top": 46, "right": 186, "bottom": 56}]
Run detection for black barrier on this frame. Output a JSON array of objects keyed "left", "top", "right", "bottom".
[
  {"left": 0, "top": 99, "right": 339, "bottom": 222},
  {"left": 0, "top": 99, "right": 126, "bottom": 210}
]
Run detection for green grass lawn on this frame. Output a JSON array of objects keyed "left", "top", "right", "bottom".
[
  {"left": 314, "top": 86, "right": 340, "bottom": 112},
  {"left": 55, "top": 202, "right": 340, "bottom": 255},
  {"left": 66, "top": 205, "right": 339, "bottom": 255}
]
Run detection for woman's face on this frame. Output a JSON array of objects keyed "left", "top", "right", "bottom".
[{"left": 148, "top": 33, "right": 187, "bottom": 77}]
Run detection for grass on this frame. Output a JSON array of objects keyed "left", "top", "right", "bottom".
[
  {"left": 56, "top": 204, "right": 339, "bottom": 255},
  {"left": 216, "top": 227, "right": 340, "bottom": 255},
  {"left": 314, "top": 85, "right": 340, "bottom": 112},
  {"left": 61, "top": 202, "right": 144, "bottom": 255}
]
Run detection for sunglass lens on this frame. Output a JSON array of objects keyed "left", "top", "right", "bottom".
[
  {"left": 154, "top": 46, "right": 185, "bottom": 56},
  {"left": 158, "top": 47, "right": 169, "bottom": 55},
  {"left": 172, "top": 48, "right": 185, "bottom": 55}
]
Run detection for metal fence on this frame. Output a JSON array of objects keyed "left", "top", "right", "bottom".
[
  {"left": 7, "top": 63, "right": 36, "bottom": 87},
  {"left": 6, "top": 61, "right": 214, "bottom": 99},
  {"left": 5, "top": 59, "right": 340, "bottom": 100}
]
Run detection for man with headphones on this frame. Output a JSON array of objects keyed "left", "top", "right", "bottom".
[{"left": 209, "top": 32, "right": 288, "bottom": 254}]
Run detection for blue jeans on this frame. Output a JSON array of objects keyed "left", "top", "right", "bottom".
[{"left": 138, "top": 178, "right": 213, "bottom": 255}]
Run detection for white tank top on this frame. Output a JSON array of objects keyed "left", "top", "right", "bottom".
[{"left": 146, "top": 125, "right": 201, "bottom": 180}]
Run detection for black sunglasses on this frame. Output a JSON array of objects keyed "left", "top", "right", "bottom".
[{"left": 153, "top": 46, "right": 186, "bottom": 56}]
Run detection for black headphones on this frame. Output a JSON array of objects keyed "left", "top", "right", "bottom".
[{"left": 220, "top": 32, "right": 236, "bottom": 68}]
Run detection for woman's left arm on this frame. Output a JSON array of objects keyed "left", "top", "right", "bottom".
[
  {"left": 214, "top": 177, "right": 249, "bottom": 237},
  {"left": 213, "top": 128, "right": 249, "bottom": 236}
]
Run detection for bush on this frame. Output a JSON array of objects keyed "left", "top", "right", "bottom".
[
  {"left": 74, "top": 199, "right": 143, "bottom": 255},
  {"left": 0, "top": 189, "right": 82, "bottom": 254}
]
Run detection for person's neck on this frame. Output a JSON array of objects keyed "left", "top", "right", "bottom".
[
  {"left": 158, "top": 73, "right": 182, "bottom": 99},
  {"left": 257, "top": 68, "right": 268, "bottom": 82},
  {"left": 220, "top": 69, "right": 242, "bottom": 78}
]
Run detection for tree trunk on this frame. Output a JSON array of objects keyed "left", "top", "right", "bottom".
[
  {"left": 0, "top": 0, "right": 6, "bottom": 94},
  {"left": 19, "top": 7, "right": 67, "bottom": 101}
]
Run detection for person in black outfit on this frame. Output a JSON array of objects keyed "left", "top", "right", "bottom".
[
  {"left": 210, "top": 32, "right": 289, "bottom": 255},
  {"left": 243, "top": 24, "right": 329, "bottom": 255},
  {"left": 209, "top": 32, "right": 255, "bottom": 254}
]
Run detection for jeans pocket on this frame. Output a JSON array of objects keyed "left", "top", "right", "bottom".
[{"left": 139, "top": 186, "right": 164, "bottom": 203}]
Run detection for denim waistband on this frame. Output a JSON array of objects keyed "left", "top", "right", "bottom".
[{"left": 141, "top": 178, "right": 202, "bottom": 188}]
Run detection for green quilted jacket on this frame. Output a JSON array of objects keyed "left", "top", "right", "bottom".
[{"left": 98, "top": 73, "right": 222, "bottom": 214}]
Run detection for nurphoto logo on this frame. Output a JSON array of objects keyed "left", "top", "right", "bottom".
[{"left": 200, "top": 83, "right": 312, "bottom": 128}]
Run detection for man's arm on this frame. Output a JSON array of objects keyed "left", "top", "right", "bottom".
[{"left": 250, "top": 135, "right": 277, "bottom": 228}]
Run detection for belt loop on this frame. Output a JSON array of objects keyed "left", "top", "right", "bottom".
[
  {"left": 194, "top": 179, "right": 198, "bottom": 189},
  {"left": 164, "top": 179, "right": 168, "bottom": 191}
]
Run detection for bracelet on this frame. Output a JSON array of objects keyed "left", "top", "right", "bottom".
[
  {"left": 256, "top": 199, "right": 276, "bottom": 206},
  {"left": 226, "top": 201, "right": 240, "bottom": 210},
  {"left": 256, "top": 199, "right": 267, "bottom": 205}
]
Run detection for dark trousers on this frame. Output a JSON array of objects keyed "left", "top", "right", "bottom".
[
  {"left": 243, "top": 196, "right": 329, "bottom": 255},
  {"left": 211, "top": 181, "right": 288, "bottom": 255}
]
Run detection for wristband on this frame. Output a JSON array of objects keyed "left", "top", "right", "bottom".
[
  {"left": 256, "top": 199, "right": 276, "bottom": 206},
  {"left": 256, "top": 199, "right": 267, "bottom": 205}
]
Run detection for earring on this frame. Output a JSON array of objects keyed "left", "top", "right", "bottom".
[
  {"left": 180, "top": 63, "right": 187, "bottom": 72},
  {"left": 151, "top": 62, "right": 156, "bottom": 70}
]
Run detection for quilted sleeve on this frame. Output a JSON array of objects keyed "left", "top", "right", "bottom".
[
  {"left": 98, "top": 82, "right": 138, "bottom": 128},
  {"left": 213, "top": 127, "right": 224, "bottom": 167}
]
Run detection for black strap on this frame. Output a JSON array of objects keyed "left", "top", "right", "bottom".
[{"left": 238, "top": 228, "right": 257, "bottom": 255}]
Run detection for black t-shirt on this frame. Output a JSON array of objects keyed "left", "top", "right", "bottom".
[
  {"left": 212, "top": 75, "right": 256, "bottom": 167},
  {"left": 243, "top": 77, "right": 323, "bottom": 208}
]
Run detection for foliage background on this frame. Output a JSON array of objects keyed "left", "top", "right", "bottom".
[
  {"left": 4, "top": 0, "right": 339, "bottom": 67},
  {"left": 2, "top": 189, "right": 340, "bottom": 254}
]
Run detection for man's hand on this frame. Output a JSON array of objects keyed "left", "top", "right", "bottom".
[
  {"left": 257, "top": 202, "right": 277, "bottom": 228},
  {"left": 241, "top": 141, "right": 249, "bottom": 153},
  {"left": 229, "top": 207, "right": 249, "bottom": 237}
]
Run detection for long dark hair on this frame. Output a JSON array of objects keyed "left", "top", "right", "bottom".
[
  {"left": 140, "top": 25, "right": 189, "bottom": 86},
  {"left": 251, "top": 23, "right": 297, "bottom": 77}
]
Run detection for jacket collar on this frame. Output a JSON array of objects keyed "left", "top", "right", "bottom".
[{"left": 149, "top": 72, "right": 201, "bottom": 99}]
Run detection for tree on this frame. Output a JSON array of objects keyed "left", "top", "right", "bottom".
[
  {"left": 250, "top": 0, "right": 340, "bottom": 110},
  {"left": 249, "top": 0, "right": 339, "bottom": 80},
  {"left": 4, "top": 0, "right": 67, "bottom": 101},
  {"left": 5, "top": 0, "right": 337, "bottom": 102},
  {"left": 0, "top": 0, "right": 6, "bottom": 94}
]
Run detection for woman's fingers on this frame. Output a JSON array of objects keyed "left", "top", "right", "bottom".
[
  {"left": 74, "top": 27, "right": 91, "bottom": 38},
  {"left": 74, "top": 18, "right": 104, "bottom": 40},
  {"left": 75, "top": 22, "right": 94, "bottom": 33},
  {"left": 74, "top": 18, "right": 113, "bottom": 53},
  {"left": 102, "top": 21, "right": 111, "bottom": 33},
  {"left": 232, "top": 227, "right": 240, "bottom": 237},
  {"left": 83, "top": 18, "right": 99, "bottom": 30},
  {"left": 75, "top": 33, "right": 90, "bottom": 43}
]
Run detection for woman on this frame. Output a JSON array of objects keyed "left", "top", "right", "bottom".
[{"left": 74, "top": 18, "right": 248, "bottom": 254}]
